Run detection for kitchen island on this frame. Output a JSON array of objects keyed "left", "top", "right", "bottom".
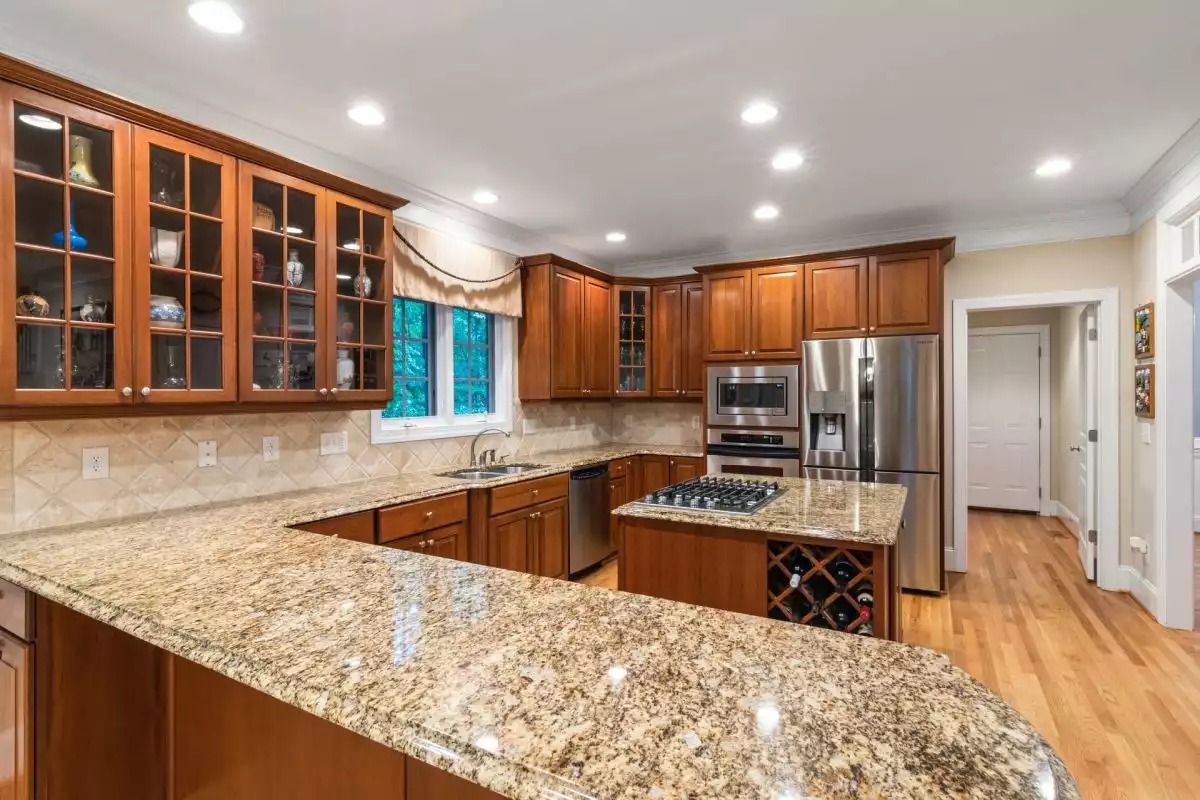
[
  {"left": 614, "top": 476, "right": 908, "bottom": 639},
  {"left": 0, "top": 446, "right": 1076, "bottom": 800}
]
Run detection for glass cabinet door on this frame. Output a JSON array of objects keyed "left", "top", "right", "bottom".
[
  {"left": 327, "top": 192, "right": 392, "bottom": 402},
  {"left": 615, "top": 286, "right": 650, "bottom": 397},
  {"left": 1, "top": 84, "right": 132, "bottom": 405},
  {"left": 132, "top": 128, "right": 237, "bottom": 402},
  {"left": 239, "top": 165, "right": 327, "bottom": 401}
]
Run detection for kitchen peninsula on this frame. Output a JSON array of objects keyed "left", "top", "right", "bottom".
[
  {"left": 0, "top": 448, "right": 1075, "bottom": 800},
  {"left": 614, "top": 476, "right": 907, "bottom": 639}
]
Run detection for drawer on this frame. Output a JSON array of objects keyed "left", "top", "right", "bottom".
[
  {"left": 378, "top": 492, "right": 468, "bottom": 544},
  {"left": 489, "top": 473, "right": 568, "bottom": 517},
  {"left": 609, "top": 459, "right": 630, "bottom": 478},
  {"left": 0, "top": 578, "right": 31, "bottom": 641},
  {"left": 295, "top": 511, "right": 376, "bottom": 544}
]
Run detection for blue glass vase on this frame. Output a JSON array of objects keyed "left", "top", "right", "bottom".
[{"left": 50, "top": 204, "right": 88, "bottom": 250}]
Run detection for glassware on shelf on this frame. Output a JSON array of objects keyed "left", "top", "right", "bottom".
[
  {"left": 286, "top": 249, "right": 304, "bottom": 287},
  {"left": 150, "top": 159, "right": 179, "bottom": 205},
  {"left": 50, "top": 203, "right": 88, "bottom": 250},
  {"left": 161, "top": 342, "right": 187, "bottom": 388},
  {"left": 68, "top": 134, "right": 100, "bottom": 187},
  {"left": 78, "top": 296, "right": 110, "bottom": 323},
  {"left": 150, "top": 228, "right": 184, "bottom": 267}
]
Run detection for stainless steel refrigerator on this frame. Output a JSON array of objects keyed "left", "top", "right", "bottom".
[{"left": 802, "top": 335, "right": 943, "bottom": 592}]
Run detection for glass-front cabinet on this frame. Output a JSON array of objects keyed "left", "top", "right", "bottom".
[
  {"left": 0, "top": 85, "right": 132, "bottom": 406},
  {"left": 615, "top": 286, "right": 650, "bottom": 397},
  {"left": 133, "top": 129, "right": 237, "bottom": 402},
  {"left": 238, "top": 164, "right": 328, "bottom": 402},
  {"left": 328, "top": 192, "right": 392, "bottom": 403}
]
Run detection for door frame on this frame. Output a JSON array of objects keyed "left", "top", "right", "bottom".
[
  {"left": 951, "top": 288, "right": 1121, "bottom": 592},
  {"left": 965, "top": 324, "right": 1052, "bottom": 516}
]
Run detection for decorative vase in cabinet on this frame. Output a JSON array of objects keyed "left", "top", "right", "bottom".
[
  {"left": 286, "top": 250, "right": 304, "bottom": 287},
  {"left": 68, "top": 134, "right": 100, "bottom": 188},
  {"left": 336, "top": 348, "right": 356, "bottom": 390},
  {"left": 353, "top": 272, "right": 373, "bottom": 299},
  {"left": 150, "top": 294, "right": 186, "bottom": 329}
]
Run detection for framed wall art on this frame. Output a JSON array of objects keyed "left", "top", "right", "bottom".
[
  {"left": 1134, "top": 302, "right": 1154, "bottom": 358},
  {"left": 1134, "top": 363, "right": 1154, "bottom": 418}
]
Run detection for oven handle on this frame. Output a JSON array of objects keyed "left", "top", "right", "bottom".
[{"left": 706, "top": 445, "right": 801, "bottom": 459}]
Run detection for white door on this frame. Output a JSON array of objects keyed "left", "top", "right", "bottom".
[
  {"left": 1075, "top": 305, "right": 1099, "bottom": 580},
  {"left": 967, "top": 332, "right": 1042, "bottom": 511}
]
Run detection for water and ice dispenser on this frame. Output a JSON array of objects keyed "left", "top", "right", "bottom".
[{"left": 806, "top": 390, "right": 847, "bottom": 453}]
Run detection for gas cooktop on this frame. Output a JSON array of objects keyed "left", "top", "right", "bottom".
[{"left": 632, "top": 476, "right": 785, "bottom": 515}]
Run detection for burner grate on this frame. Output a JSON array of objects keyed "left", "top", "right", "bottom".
[{"left": 631, "top": 476, "right": 784, "bottom": 515}]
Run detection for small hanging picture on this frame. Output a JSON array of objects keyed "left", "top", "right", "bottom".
[
  {"left": 1134, "top": 302, "right": 1154, "bottom": 358},
  {"left": 1134, "top": 364, "right": 1154, "bottom": 418}
]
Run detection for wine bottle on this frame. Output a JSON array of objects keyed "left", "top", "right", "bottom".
[
  {"left": 788, "top": 550, "right": 812, "bottom": 589},
  {"left": 832, "top": 608, "right": 855, "bottom": 629},
  {"left": 855, "top": 581, "right": 874, "bottom": 607},
  {"left": 832, "top": 556, "right": 855, "bottom": 592},
  {"left": 856, "top": 621, "right": 874, "bottom": 637}
]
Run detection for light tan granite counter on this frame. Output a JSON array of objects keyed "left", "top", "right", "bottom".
[
  {"left": 613, "top": 476, "right": 908, "bottom": 547},
  {"left": 0, "top": 444, "right": 1076, "bottom": 800}
]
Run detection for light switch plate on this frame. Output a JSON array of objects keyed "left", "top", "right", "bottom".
[
  {"left": 320, "top": 431, "right": 349, "bottom": 456},
  {"left": 1139, "top": 422, "right": 1152, "bottom": 445},
  {"left": 82, "top": 447, "right": 109, "bottom": 481},
  {"left": 197, "top": 440, "right": 218, "bottom": 468},
  {"left": 262, "top": 435, "right": 280, "bottom": 463}
]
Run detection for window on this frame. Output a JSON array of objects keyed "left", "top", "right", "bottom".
[{"left": 372, "top": 297, "right": 513, "bottom": 443}]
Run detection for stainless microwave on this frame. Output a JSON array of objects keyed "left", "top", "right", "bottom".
[{"left": 706, "top": 364, "right": 800, "bottom": 428}]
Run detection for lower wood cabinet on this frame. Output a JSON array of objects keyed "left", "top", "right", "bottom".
[
  {"left": 640, "top": 456, "right": 672, "bottom": 496},
  {"left": 0, "top": 629, "right": 30, "bottom": 800},
  {"left": 670, "top": 456, "right": 705, "bottom": 483},
  {"left": 487, "top": 496, "right": 568, "bottom": 579},
  {"left": 384, "top": 521, "right": 469, "bottom": 561}
]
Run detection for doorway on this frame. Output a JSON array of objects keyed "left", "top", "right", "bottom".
[{"left": 951, "top": 289, "right": 1120, "bottom": 591}]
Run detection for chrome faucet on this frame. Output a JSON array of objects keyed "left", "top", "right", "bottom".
[{"left": 470, "top": 428, "right": 510, "bottom": 467}]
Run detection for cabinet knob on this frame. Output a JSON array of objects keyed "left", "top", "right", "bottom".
[
  {"left": 532, "top": 489, "right": 539, "bottom": 496},
  {"left": 426, "top": 538, "right": 434, "bottom": 546},
  {"left": 743, "top": 350, "right": 749, "bottom": 355},
  {"left": 140, "top": 387, "right": 151, "bottom": 397},
  {"left": 751, "top": 350, "right": 757, "bottom": 355},
  {"left": 425, "top": 511, "right": 434, "bottom": 519},
  {"left": 121, "top": 387, "right": 133, "bottom": 398},
  {"left": 330, "top": 387, "right": 339, "bottom": 396},
  {"left": 419, "top": 540, "right": 427, "bottom": 549},
  {"left": 319, "top": 388, "right": 329, "bottom": 396}
]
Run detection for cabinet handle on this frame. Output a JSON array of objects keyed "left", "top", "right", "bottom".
[
  {"left": 670, "top": 460, "right": 675, "bottom": 466},
  {"left": 140, "top": 387, "right": 151, "bottom": 397},
  {"left": 121, "top": 386, "right": 133, "bottom": 397}
]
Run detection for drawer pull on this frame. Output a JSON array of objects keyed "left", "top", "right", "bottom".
[
  {"left": 532, "top": 489, "right": 539, "bottom": 496},
  {"left": 425, "top": 511, "right": 434, "bottom": 519}
]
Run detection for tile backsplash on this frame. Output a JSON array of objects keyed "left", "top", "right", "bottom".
[{"left": 0, "top": 399, "right": 700, "bottom": 534}]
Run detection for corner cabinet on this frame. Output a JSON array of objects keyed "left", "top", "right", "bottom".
[{"left": 702, "top": 265, "right": 802, "bottom": 361}]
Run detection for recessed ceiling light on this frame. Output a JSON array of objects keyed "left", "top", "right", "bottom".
[
  {"left": 741, "top": 101, "right": 778, "bottom": 125},
  {"left": 771, "top": 149, "right": 804, "bottom": 171},
  {"left": 188, "top": 1, "right": 244, "bottom": 34},
  {"left": 347, "top": 102, "right": 385, "bottom": 126},
  {"left": 605, "top": 231, "right": 627, "bottom": 243},
  {"left": 753, "top": 204, "right": 780, "bottom": 221},
  {"left": 18, "top": 113, "right": 62, "bottom": 130},
  {"left": 472, "top": 189, "right": 499, "bottom": 204},
  {"left": 1035, "top": 157, "right": 1072, "bottom": 178}
]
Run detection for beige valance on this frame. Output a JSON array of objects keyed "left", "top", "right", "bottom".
[{"left": 393, "top": 220, "right": 522, "bottom": 318}]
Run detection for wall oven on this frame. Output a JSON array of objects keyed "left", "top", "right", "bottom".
[
  {"left": 706, "top": 364, "right": 800, "bottom": 428},
  {"left": 706, "top": 428, "right": 801, "bottom": 478}
]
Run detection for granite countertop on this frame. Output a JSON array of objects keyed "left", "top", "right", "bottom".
[
  {"left": 0, "top": 444, "right": 1076, "bottom": 800},
  {"left": 614, "top": 477, "right": 908, "bottom": 547}
]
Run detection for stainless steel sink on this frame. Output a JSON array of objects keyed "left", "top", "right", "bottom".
[
  {"left": 439, "top": 464, "right": 546, "bottom": 480},
  {"left": 486, "top": 464, "right": 545, "bottom": 474}
]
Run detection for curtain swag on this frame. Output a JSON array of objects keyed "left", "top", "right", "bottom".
[{"left": 392, "top": 220, "right": 522, "bottom": 318}]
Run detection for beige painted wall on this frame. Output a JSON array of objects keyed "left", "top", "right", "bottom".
[
  {"left": 1130, "top": 220, "right": 1158, "bottom": 582},
  {"left": 944, "top": 235, "right": 1137, "bottom": 577}
]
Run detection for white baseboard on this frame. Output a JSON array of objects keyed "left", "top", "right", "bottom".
[
  {"left": 945, "top": 546, "right": 965, "bottom": 573},
  {"left": 1054, "top": 501, "right": 1080, "bottom": 537},
  {"left": 1121, "top": 565, "right": 1158, "bottom": 616}
]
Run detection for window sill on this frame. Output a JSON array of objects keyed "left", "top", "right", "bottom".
[{"left": 370, "top": 413, "right": 514, "bottom": 444}]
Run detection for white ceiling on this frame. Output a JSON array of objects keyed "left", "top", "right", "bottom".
[{"left": 2, "top": 0, "right": 1199, "bottom": 271}]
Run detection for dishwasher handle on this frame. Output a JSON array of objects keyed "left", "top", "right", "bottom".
[{"left": 570, "top": 465, "right": 609, "bottom": 481}]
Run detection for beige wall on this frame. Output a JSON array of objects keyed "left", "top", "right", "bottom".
[
  {"left": 945, "top": 235, "right": 1137, "bottom": 576},
  {"left": 612, "top": 402, "right": 702, "bottom": 446},
  {"left": 1130, "top": 220, "right": 1158, "bottom": 582}
]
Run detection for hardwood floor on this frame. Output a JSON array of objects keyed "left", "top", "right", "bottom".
[{"left": 578, "top": 513, "right": 1200, "bottom": 799}]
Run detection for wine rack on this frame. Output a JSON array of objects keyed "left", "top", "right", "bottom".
[{"left": 767, "top": 541, "right": 879, "bottom": 636}]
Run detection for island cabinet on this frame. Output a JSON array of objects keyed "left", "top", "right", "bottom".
[
  {"left": 0, "top": 64, "right": 404, "bottom": 417},
  {"left": 649, "top": 280, "right": 704, "bottom": 398},
  {"left": 486, "top": 474, "right": 569, "bottom": 579},
  {"left": 517, "top": 255, "right": 614, "bottom": 400},
  {"left": 701, "top": 264, "right": 803, "bottom": 361}
]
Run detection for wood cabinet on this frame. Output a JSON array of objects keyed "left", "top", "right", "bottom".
[
  {"left": 488, "top": 507, "right": 533, "bottom": 573},
  {"left": 649, "top": 280, "right": 704, "bottom": 398},
  {"left": 615, "top": 286, "right": 650, "bottom": 397},
  {"left": 532, "top": 496, "right": 568, "bottom": 579},
  {"left": 804, "top": 257, "right": 869, "bottom": 339},
  {"left": 295, "top": 510, "right": 376, "bottom": 544},
  {"left": 549, "top": 266, "right": 584, "bottom": 397},
  {"left": 702, "top": 265, "right": 802, "bottom": 360},
  {"left": 0, "top": 630, "right": 30, "bottom": 800},
  {"left": 385, "top": 521, "right": 469, "bottom": 561},
  {"left": 641, "top": 455, "right": 672, "bottom": 495},
  {"left": 682, "top": 281, "right": 705, "bottom": 396},
  {"left": 583, "top": 277, "right": 613, "bottom": 397},
  {"left": 487, "top": 497, "right": 566, "bottom": 577},
  {"left": 670, "top": 456, "right": 705, "bottom": 482},
  {"left": 869, "top": 250, "right": 941, "bottom": 335},
  {"left": 378, "top": 492, "right": 468, "bottom": 543}
]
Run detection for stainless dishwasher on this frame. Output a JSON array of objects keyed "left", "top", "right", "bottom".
[{"left": 568, "top": 464, "right": 611, "bottom": 575}]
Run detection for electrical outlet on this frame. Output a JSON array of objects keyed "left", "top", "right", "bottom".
[
  {"left": 82, "top": 447, "right": 109, "bottom": 481},
  {"left": 262, "top": 435, "right": 280, "bottom": 463},
  {"left": 1139, "top": 422, "right": 1152, "bottom": 445},
  {"left": 320, "top": 431, "right": 349, "bottom": 456},
  {"left": 197, "top": 440, "right": 218, "bottom": 468}
]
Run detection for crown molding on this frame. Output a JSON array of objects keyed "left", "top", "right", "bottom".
[
  {"left": 613, "top": 205, "right": 1132, "bottom": 277},
  {"left": 0, "top": 38, "right": 607, "bottom": 270},
  {"left": 1123, "top": 116, "right": 1200, "bottom": 228}
]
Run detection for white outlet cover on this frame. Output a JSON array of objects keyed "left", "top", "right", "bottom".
[
  {"left": 198, "top": 440, "right": 218, "bottom": 468},
  {"left": 81, "top": 446, "right": 109, "bottom": 481},
  {"left": 1139, "top": 422, "right": 1152, "bottom": 445},
  {"left": 320, "top": 431, "right": 349, "bottom": 456},
  {"left": 262, "top": 435, "right": 280, "bottom": 463}
]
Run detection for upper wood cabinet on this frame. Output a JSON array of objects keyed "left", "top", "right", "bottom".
[
  {"left": 582, "top": 276, "right": 613, "bottom": 397},
  {"left": 650, "top": 280, "right": 704, "bottom": 398},
  {"left": 615, "top": 285, "right": 650, "bottom": 397},
  {"left": 703, "top": 265, "right": 802, "bottom": 360},
  {"left": 549, "top": 266, "right": 584, "bottom": 397},
  {"left": 804, "top": 257, "right": 869, "bottom": 339},
  {"left": 869, "top": 250, "right": 942, "bottom": 335},
  {"left": 0, "top": 84, "right": 133, "bottom": 407},
  {"left": 133, "top": 128, "right": 238, "bottom": 403}
]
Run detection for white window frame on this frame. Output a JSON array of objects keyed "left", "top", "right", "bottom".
[{"left": 371, "top": 305, "right": 514, "bottom": 444}]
